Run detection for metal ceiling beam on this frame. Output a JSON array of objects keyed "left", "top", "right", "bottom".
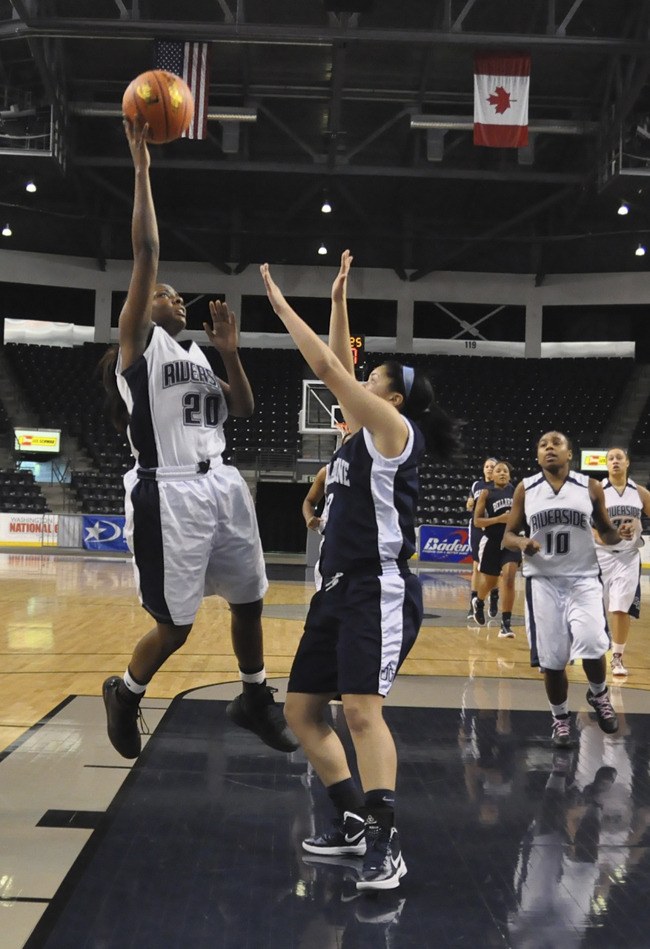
[
  {"left": 74, "top": 154, "right": 585, "bottom": 185},
  {"left": 2, "top": 17, "right": 650, "bottom": 54},
  {"left": 81, "top": 168, "right": 233, "bottom": 274},
  {"left": 409, "top": 185, "right": 577, "bottom": 280},
  {"left": 410, "top": 116, "right": 598, "bottom": 135},
  {"left": 326, "top": 41, "right": 347, "bottom": 169}
]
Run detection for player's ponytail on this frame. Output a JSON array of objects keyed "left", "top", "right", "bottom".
[
  {"left": 383, "top": 360, "right": 463, "bottom": 460},
  {"left": 97, "top": 346, "right": 130, "bottom": 433}
]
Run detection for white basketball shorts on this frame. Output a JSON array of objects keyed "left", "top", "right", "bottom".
[
  {"left": 597, "top": 549, "right": 641, "bottom": 617},
  {"left": 124, "top": 461, "right": 268, "bottom": 626},
  {"left": 524, "top": 574, "right": 610, "bottom": 670}
]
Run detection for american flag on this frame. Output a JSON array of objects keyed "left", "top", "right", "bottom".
[{"left": 154, "top": 40, "right": 212, "bottom": 140}]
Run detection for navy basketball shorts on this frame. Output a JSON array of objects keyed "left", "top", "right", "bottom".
[
  {"left": 470, "top": 522, "right": 483, "bottom": 561},
  {"left": 478, "top": 536, "right": 522, "bottom": 576},
  {"left": 288, "top": 568, "right": 423, "bottom": 697}
]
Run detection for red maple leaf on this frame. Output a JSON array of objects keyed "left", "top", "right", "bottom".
[{"left": 487, "top": 86, "right": 512, "bottom": 114}]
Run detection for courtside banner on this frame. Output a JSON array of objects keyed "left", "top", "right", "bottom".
[
  {"left": 473, "top": 52, "right": 530, "bottom": 147},
  {"left": 82, "top": 515, "right": 129, "bottom": 552},
  {"left": 0, "top": 513, "right": 59, "bottom": 546},
  {"left": 419, "top": 525, "right": 472, "bottom": 563}
]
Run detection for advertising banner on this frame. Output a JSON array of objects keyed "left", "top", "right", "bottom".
[
  {"left": 0, "top": 513, "right": 59, "bottom": 546},
  {"left": 419, "top": 524, "right": 472, "bottom": 563},
  {"left": 14, "top": 428, "right": 61, "bottom": 453},
  {"left": 82, "top": 515, "right": 129, "bottom": 552},
  {"left": 580, "top": 449, "right": 608, "bottom": 472}
]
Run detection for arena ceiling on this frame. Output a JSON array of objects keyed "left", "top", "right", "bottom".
[{"left": 0, "top": 0, "right": 650, "bottom": 280}]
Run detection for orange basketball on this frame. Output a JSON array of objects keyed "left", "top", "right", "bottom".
[{"left": 122, "top": 69, "right": 194, "bottom": 144}]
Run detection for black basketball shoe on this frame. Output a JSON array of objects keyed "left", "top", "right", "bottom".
[
  {"left": 303, "top": 811, "right": 367, "bottom": 856},
  {"left": 226, "top": 686, "right": 299, "bottom": 752},
  {"left": 488, "top": 589, "right": 499, "bottom": 618},
  {"left": 586, "top": 688, "right": 619, "bottom": 735},
  {"left": 356, "top": 823, "right": 407, "bottom": 891},
  {"left": 102, "top": 676, "right": 143, "bottom": 759},
  {"left": 472, "top": 597, "right": 486, "bottom": 626}
]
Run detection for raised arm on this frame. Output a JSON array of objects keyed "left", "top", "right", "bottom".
[
  {"left": 261, "top": 263, "right": 408, "bottom": 458},
  {"left": 328, "top": 249, "right": 355, "bottom": 375},
  {"left": 118, "top": 119, "right": 160, "bottom": 371},
  {"left": 328, "top": 250, "right": 365, "bottom": 434},
  {"left": 203, "top": 300, "right": 254, "bottom": 418}
]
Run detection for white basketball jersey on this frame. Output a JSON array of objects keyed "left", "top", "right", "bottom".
[
  {"left": 522, "top": 470, "right": 598, "bottom": 577},
  {"left": 116, "top": 325, "right": 228, "bottom": 469},
  {"left": 597, "top": 479, "right": 643, "bottom": 553}
]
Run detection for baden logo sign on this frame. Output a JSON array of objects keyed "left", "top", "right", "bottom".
[{"left": 419, "top": 525, "right": 472, "bottom": 563}]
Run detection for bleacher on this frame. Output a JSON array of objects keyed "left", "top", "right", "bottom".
[
  {"left": 3, "top": 342, "right": 305, "bottom": 512},
  {"left": 365, "top": 353, "right": 633, "bottom": 526},
  {"left": 1, "top": 342, "right": 633, "bottom": 524},
  {"left": 0, "top": 469, "right": 49, "bottom": 513}
]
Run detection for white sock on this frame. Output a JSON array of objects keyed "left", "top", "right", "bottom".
[
  {"left": 588, "top": 681, "right": 607, "bottom": 696},
  {"left": 612, "top": 643, "right": 626, "bottom": 656},
  {"left": 123, "top": 667, "right": 147, "bottom": 695},
  {"left": 240, "top": 667, "right": 266, "bottom": 685},
  {"left": 550, "top": 701, "right": 569, "bottom": 718}
]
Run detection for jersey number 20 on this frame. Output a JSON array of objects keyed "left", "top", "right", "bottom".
[{"left": 183, "top": 392, "right": 221, "bottom": 427}]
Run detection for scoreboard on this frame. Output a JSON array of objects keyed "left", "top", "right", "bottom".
[{"left": 350, "top": 334, "right": 365, "bottom": 369}]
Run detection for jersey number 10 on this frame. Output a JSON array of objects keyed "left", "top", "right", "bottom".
[{"left": 545, "top": 531, "right": 570, "bottom": 555}]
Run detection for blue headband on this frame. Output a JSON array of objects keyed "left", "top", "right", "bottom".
[{"left": 402, "top": 365, "right": 414, "bottom": 399}]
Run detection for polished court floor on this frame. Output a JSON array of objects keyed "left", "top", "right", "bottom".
[{"left": 2, "top": 552, "right": 650, "bottom": 948}]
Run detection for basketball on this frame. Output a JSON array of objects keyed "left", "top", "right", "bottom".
[{"left": 122, "top": 69, "right": 194, "bottom": 144}]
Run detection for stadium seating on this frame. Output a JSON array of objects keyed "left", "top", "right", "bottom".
[
  {"left": 2, "top": 342, "right": 632, "bottom": 526},
  {"left": 0, "top": 468, "right": 49, "bottom": 513},
  {"left": 365, "top": 353, "right": 633, "bottom": 526}
]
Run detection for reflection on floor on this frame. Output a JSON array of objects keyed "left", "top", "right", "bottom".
[
  {"left": 2, "top": 553, "right": 650, "bottom": 947},
  {"left": 1, "top": 681, "right": 649, "bottom": 948}
]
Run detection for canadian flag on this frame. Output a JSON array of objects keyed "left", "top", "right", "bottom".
[{"left": 473, "top": 52, "right": 530, "bottom": 148}]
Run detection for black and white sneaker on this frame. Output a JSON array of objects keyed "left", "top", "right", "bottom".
[
  {"left": 551, "top": 713, "right": 572, "bottom": 748},
  {"left": 356, "top": 824, "right": 407, "bottom": 891},
  {"left": 303, "top": 811, "right": 367, "bottom": 856},
  {"left": 488, "top": 591, "right": 499, "bottom": 618},
  {"left": 498, "top": 622, "right": 514, "bottom": 639},
  {"left": 466, "top": 600, "right": 476, "bottom": 620},
  {"left": 226, "top": 686, "right": 299, "bottom": 753},
  {"left": 586, "top": 688, "right": 619, "bottom": 735},
  {"left": 472, "top": 597, "right": 486, "bottom": 626},
  {"left": 102, "top": 676, "right": 143, "bottom": 759}
]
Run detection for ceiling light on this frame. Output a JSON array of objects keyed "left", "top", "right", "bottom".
[
  {"left": 318, "top": 242, "right": 328, "bottom": 255},
  {"left": 635, "top": 243, "right": 646, "bottom": 256},
  {"left": 321, "top": 198, "right": 332, "bottom": 214},
  {"left": 25, "top": 181, "right": 36, "bottom": 193},
  {"left": 618, "top": 201, "right": 629, "bottom": 215},
  {"left": 2, "top": 224, "right": 11, "bottom": 237}
]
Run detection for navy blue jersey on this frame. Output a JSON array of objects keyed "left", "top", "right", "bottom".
[
  {"left": 470, "top": 477, "right": 492, "bottom": 500},
  {"left": 319, "top": 419, "right": 424, "bottom": 577},
  {"left": 482, "top": 484, "right": 515, "bottom": 542}
]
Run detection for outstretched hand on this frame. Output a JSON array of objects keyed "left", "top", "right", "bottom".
[
  {"left": 260, "top": 263, "right": 288, "bottom": 316},
  {"left": 331, "top": 249, "right": 353, "bottom": 305},
  {"left": 123, "top": 116, "right": 151, "bottom": 172},
  {"left": 203, "top": 300, "right": 238, "bottom": 353}
]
